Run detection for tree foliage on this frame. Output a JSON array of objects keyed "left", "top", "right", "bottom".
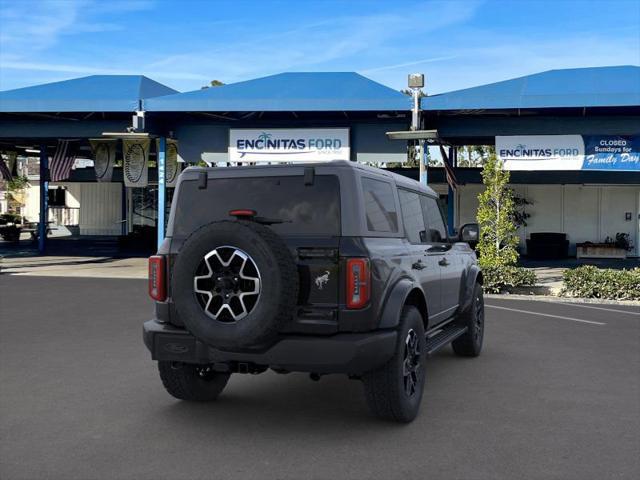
[
  {"left": 476, "top": 153, "right": 519, "bottom": 268},
  {"left": 201, "top": 80, "right": 225, "bottom": 89},
  {"left": 456, "top": 145, "right": 495, "bottom": 167}
]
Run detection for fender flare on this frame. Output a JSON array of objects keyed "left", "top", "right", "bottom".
[
  {"left": 459, "top": 265, "right": 482, "bottom": 313},
  {"left": 378, "top": 278, "right": 426, "bottom": 329}
]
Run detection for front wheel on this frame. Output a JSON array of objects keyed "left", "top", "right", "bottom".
[
  {"left": 362, "top": 305, "right": 426, "bottom": 423},
  {"left": 158, "top": 361, "right": 230, "bottom": 401},
  {"left": 452, "top": 282, "right": 484, "bottom": 357}
]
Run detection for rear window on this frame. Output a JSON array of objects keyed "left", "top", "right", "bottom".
[{"left": 172, "top": 175, "right": 341, "bottom": 236}]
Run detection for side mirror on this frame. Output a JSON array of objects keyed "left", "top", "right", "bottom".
[{"left": 459, "top": 223, "right": 479, "bottom": 243}]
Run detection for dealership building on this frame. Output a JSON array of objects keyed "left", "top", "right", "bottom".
[{"left": 0, "top": 65, "right": 638, "bottom": 257}]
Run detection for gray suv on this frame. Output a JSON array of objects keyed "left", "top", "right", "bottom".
[{"left": 144, "top": 161, "right": 483, "bottom": 422}]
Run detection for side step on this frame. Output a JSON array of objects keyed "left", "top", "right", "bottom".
[{"left": 425, "top": 325, "right": 468, "bottom": 356}]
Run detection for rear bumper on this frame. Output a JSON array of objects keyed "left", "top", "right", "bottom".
[{"left": 143, "top": 319, "right": 397, "bottom": 375}]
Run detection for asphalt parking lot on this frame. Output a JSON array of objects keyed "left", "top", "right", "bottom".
[{"left": 1, "top": 275, "right": 638, "bottom": 480}]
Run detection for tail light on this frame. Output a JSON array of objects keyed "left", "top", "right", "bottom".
[
  {"left": 346, "top": 258, "right": 370, "bottom": 309},
  {"left": 148, "top": 255, "right": 167, "bottom": 301}
]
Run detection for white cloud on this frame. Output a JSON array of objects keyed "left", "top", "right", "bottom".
[
  {"left": 0, "top": 0, "right": 152, "bottom": 56},
  {"left": 361, "top": 56, "right": 459, "bottom": 74},
  {"left": 418, "top": 30, "right": 640, "bottom": 94},
  {"left": 133, "top": 1, "right": 484, "bottom": 89},
  {"left": 0, "top": 60, "right": 209, "bottom": 81}
]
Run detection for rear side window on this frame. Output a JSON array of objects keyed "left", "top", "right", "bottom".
[
  {"left": 172, "top": 175, "right": 340, "bottom": 236},
  {"left": 420, "top": 195, "right": 447, "bottom": 242},
  {"left": 398, "top": 189, "right": 426, "bottom": 244},
  {"left": 361, "top": 177, "right": 398, "bottom": 233}
]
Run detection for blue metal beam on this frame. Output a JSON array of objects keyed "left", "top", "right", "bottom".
[
  {"left": 420, "top": 141, "right": 428, "bottom": 185},
  {"left": 447, "top": 147, "right": 456, "bottom": 236},
  {"left": 157, "top": 137, "right": 166, "bottom": 251},
  {"left": 38, "top": 145, "right": 48, "bottom": 254}
]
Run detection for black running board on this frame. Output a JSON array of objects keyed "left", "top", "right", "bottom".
[{"left": 425, "top": 325, "right": 468, "bottom": 356}]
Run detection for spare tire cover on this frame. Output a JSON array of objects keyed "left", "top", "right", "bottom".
[{"left": 172, "top": 220, "right": 298, "bottom": 349}]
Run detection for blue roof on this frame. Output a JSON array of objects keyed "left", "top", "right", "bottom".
[
  {"left": 422, "top": 66, "right": 640, "bottom": 111},
  {"left": 0, "top": 75, "right": 178, "bottom": 113},
  {"left": 145, "top": 72, "right": 411, "bottom": 112}
]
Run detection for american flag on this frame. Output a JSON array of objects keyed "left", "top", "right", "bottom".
[
  {"left": 49, "top": 140, "right": 78, "bottom": 182},
  {"left": 439, "top": 145, "right": 458, "bottom": 190},
  {"left": 0, "top": 157, "right": 12, "bottom": 181}
]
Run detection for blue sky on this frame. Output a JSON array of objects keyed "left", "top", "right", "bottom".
[{"left": 0, "top": 0, "right": 638, "bottom": 94}]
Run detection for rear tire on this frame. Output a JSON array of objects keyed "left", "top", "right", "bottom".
[
  {"left": 452, "top": 282, "right": 484, "bottom": 357},
  {"left": 158, "top": 361, "right": 230, "bottom": 401},
  {"left": 362, "top": 305, "right": 426, "bottom": 423}
]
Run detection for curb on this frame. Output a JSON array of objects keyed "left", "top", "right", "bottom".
[{"left": 485, "top": 293, "right": 640, "bottom": 307}]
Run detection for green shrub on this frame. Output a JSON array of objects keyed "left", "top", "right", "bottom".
[
  {"left": 482, "top": 265, "right": 537, "bottom": 294},
  {"left": 562, "top": 266, "right": 640, "bottom": 300}
]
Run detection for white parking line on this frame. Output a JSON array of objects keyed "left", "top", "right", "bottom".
[
  {"left": 486, "top": 304, "right": 606, "bottom": 326},
  {"left": 487, "top": 296, "right": 640, "bottom": 316},
  {"left": 547, "top": 302, "right": 640, "bottom": 316}
]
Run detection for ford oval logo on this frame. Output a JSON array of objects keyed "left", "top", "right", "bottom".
[{"left": 163, "top": 342, "right": 189, "bottom": 354}]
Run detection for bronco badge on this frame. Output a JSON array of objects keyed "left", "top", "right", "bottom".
[{"left": 314, "top": 270, "right": 330, "bottom": 290}]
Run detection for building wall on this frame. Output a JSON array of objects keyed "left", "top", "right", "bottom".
[
  {"left": 77, "top": 183, "right": 122, "bottom": 235},
  {"left": 453, "top": 183, "right": 640, "bottom": 257},
  {"left": 23, "top": 182, "right": 40, "bottom": 222}
]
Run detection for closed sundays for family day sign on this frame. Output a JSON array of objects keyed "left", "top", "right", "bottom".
[
  {"left": 496, "top": 135, "right": 640, "bottom": 171},
  {"left": 229, "top": 128, "right": 350, "bottom": 162}
]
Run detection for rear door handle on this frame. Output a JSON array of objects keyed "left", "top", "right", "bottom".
[
  {"left": 438, "top": 258, "right": 450, "bottom": 267},
  {"left": 412, "top": 260, "right": 426, "bottom": 270}
]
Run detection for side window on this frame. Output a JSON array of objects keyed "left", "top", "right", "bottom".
[
  {"left": 420, "top": 195, "right": 448, "bottom": 243},
  {"left": 361, "top": 177, "right": 398, "bottom": 233},
  {"left": 398, "top": 189, "right": 426, "bottom": 244}
]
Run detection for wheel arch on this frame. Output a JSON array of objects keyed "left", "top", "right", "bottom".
[
  {"left": 378, "top": 278, "right": 429, "bottom": 330},
  {"left": 404, "top": 288, "right": 429, "bottom": 331},
  {"left": 459, "top": 264, "right": 483, "bottom": 313}
]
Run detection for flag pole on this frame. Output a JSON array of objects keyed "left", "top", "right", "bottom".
[{"left": 38, "top": 144, "right": 48, "bottom": 254}]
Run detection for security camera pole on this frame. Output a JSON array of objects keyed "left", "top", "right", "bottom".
[{"left": 408, "top": 73, "right": 426, "bottom": 185}]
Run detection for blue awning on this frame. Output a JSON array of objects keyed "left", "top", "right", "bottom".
[
  {"left": 0, "top": 75, "right": 178, "bottom": 113},
  {"left": 145, "top": 72, "right": 411, "bottom": 112},
  {"left": 422, "top": 66, "right": 640, "bottom": 111}
]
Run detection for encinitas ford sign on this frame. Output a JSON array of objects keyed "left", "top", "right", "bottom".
[
  {"left": 229, "top": 128, "right": 350, "bottom": 162},
  {"left": 497, "top": 135, "right": 585, "bottom": 170},
  {"left": 497, "top": 135, "right": 640, "bottom": 171}
]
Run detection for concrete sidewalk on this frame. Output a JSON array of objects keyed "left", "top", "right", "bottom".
[{"left": 0, "top": 255, "right": 147, "bottom": 278}]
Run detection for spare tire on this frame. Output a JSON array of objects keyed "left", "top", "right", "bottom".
[{"left": 172, "top": 220, "right": 298, "bottom": 350}]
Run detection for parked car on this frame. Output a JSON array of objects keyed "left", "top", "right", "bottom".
[{"left": 143, "top": 161, "right": 483, "bottom": 422}]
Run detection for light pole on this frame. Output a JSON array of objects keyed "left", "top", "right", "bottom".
[{"left": 408, "top": 73, "right": 426, "bottom": 185}]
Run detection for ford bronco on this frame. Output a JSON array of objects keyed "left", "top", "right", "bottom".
[{"left": 144, "top": 161, "right": 483, "bottom": 422}]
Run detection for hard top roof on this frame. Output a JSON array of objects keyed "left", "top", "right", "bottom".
[{"left": 183, "top": 160, "right": 437, "bottom": 197}]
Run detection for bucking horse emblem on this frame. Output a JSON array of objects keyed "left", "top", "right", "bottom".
[{"left": 315, "top": 270, "right": 330, "bottom": 290}]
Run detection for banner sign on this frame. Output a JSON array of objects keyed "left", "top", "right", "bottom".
[
  {"left": 229, "top": 128, "right": 350, "bottom": 163},
  {"left": 155, "top": 138, "right": 181, "bottom": 187},
  {"left": 497, "top": 135, "right": 640, "bottom": 171},
  {"left": 166, "top": 139, "right": 181, "bottom": 187},
  {"left": 90, "top": 139, "right": 116, "bottom": 182},
  {"left": 496, "top": 135, "right": 584, "bottom": 170},
  {"left": 122, "top": 138, "right": 150, "bottom": 187},
  {"left": 582, "top": 136, "right": 640, "bottom": 171}
]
